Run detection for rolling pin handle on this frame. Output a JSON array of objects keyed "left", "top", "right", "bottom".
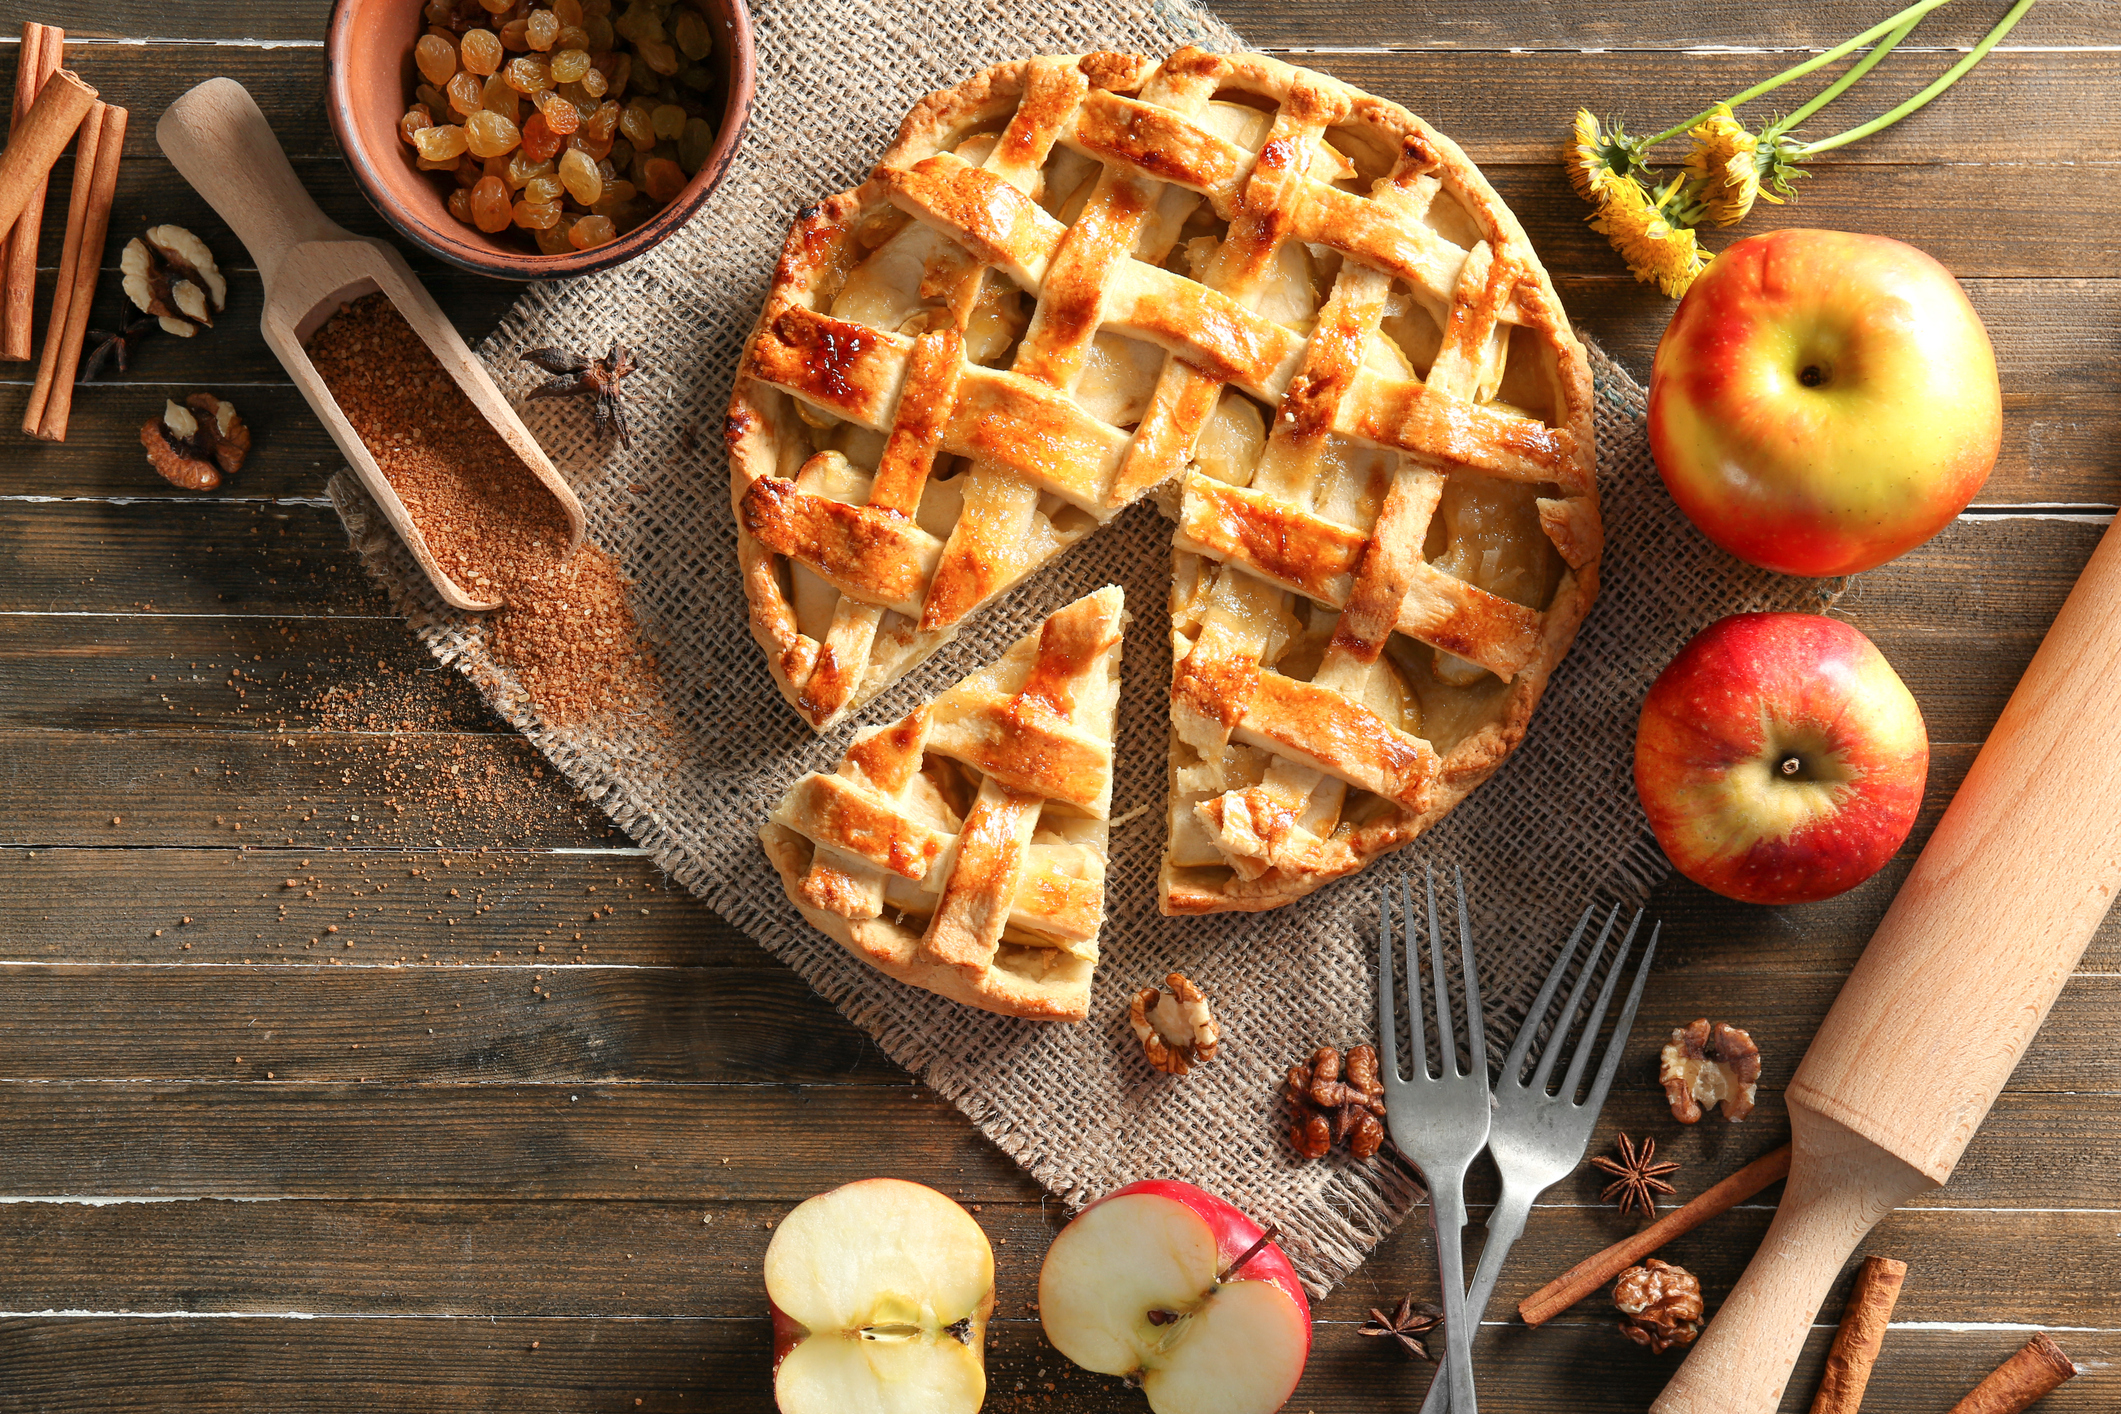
[
  {"left": 1652, "top": 1111, "right": 1933, "bottom": 1414},
  {"left": 155, "top": 77, "right": 346, "bottom": 292}
]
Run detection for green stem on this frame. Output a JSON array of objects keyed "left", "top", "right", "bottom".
[
  {"left": 1796, "top": 0, "right": 2039, "bottom": 154},
  {"left": 1643, "top": 0, "right": 1953, "bottom": 146},
  {"left": 1769, "top": 11, "right": 1923, "bottom": 136}
]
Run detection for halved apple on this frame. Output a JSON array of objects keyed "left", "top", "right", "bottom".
[
  {"left": 1039, "top": 1180, "right": 1311, "bottom": 1414},
  {"left": 765, "top": 1177, "right": 995, "bottom": 1414}
]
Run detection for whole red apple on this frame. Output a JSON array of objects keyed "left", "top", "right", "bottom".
[
  {"left": 1649, "top": 228, "right": 2000, "bottom": 577},
  {"left": 1635, "top": 612, "right": 1927, "bottom": 905},
  {"left": 1039, "top": 1180, "right": 1311, "bottom": 1414}
]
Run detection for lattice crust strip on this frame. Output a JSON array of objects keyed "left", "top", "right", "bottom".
[
  {"left": 759, "top": 587, "right": 1127, "bottom": 1021},
  {"left": 731, "top": 47, "right": 1600, "bottom": 918}
]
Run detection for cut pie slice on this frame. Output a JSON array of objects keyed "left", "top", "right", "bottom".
[
  {"left": 759, "top": 586, "right": 1126, "bottom": 1021},
  {"left": 732, "top": 48, "right": 1600, "bottom": 916}
]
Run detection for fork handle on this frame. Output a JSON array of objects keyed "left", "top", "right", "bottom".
[
  {"left": 1419, "top": 1185, "right": 1533, "bottom": 1414},
  {"left": 1427, "top": 1168, "right": 1480, "bottom": 1414}
]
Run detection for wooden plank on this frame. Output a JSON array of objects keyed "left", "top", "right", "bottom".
[
  {"left": 0, "top": 1314, "right": 2105, "bottom": 1413},
  {"left": 18, "top": 0, "right": 2121, "bottom": 49},
  {"left": 9, "top": 277, "right": 2112, "bottom": 506},
  {"left": 0, "top": 728, "right": 630, "bottom": 850},
  {"left": 0, "top": 848, "right": 749, "bottom": 968},
  {"left": 0, "top": 1196, "right": 2112, "bottom": 1329},
  {"left": 28, "top": 43, "right": 2121, "bottom": 171},
  {"left": 0, "top": 1082, "right": 2106, "bottom": 1206},
  {"left": 0, "top": 610, "right": 501, "bottom": 734},
  {"left": 1226, "top": 0, "right": 2119, "bottom": 51},
  {"left": 0, "top": 959, "right": 2112, "bottom": 1090},
  {"left": 0, "top": 964, "right": 909, "bottom": 1086}
]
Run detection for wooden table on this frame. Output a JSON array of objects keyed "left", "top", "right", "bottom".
[{"left": 1, "top": 3, "right": 2113, "bottom": 1409}]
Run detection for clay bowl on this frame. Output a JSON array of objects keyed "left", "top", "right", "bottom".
[{"left": 325, "top": 0, "right": 753, "bottom": 280}]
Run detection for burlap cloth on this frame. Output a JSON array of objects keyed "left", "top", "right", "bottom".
[{"left": 328, "top": 0, "right": 1828, "bottom": 1294}]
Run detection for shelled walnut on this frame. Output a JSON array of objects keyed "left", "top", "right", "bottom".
[
  {"left": 140, "top": 395, "right": 249, "bottom": 491},
  {"left": 1285, "top": 1044, "right": 1385, "bottom": 1160},
  {"left": 1129, "top": 973, "right": 1219, "bottom": 1076},
  {"left": 1614, "top": 1257, "right": 1704, "bottom": 1353},
  {"left": 121, "top": 226, "right": 226, "bottom": 337},
  {"left": 1660, "top": 1019, "right": 1761, "bottom": 1123}
]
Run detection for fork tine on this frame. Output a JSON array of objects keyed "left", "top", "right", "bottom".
[
  {"left": 1580, "top": 919, "right": 1660, "bottom": 1114},
  {"left": 1454, "top": 865, "right": 1485, "bottom": 1081},
  {"left": 1377, "top": 881, "right": 1400, "bottom": 1083},
  {"left": 1403, "top": 875, "right": 1427, "bottom": 1078},
  {"left": 1502, "top": 906, "right": 1595, "bottom": 1084},
  {"left": 1556, "top": 909, "right": 1643, "bottom": 1103},
  {"left": 1424, "top": 863, "right": 1454, "bottom": 1080},
  {"left": 1527, "top": 903, "right": 1618, "bottom": 1096}
]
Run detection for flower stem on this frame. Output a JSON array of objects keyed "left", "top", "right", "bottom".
[
  {"left": 1769, "top": 10, "right": 1924, "bottom": 135},
  {"left": 1796, "top": 0, "right": 2040, "bottom": 155},
  {"left": 1644, "top": 0, "right": 1954, "bottom": 146}
]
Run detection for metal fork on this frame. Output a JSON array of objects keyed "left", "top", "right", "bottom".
[
  {"left": 1417, "top": 903, "right": 1659, "bottom": 1414},
  {"left": 1378, "top": 865, "right": 1490, "bottom": 1414}
]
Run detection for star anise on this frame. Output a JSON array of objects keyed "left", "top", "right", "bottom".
[
  {"left": 79, "top": 315, "right": 161, "bottom": 383},
  {"left": 1359, "top": 1292, "right": 1442, "bottom": 1358},
  {"left": 521, "top": 342, "right": 639, "bottom": 448},
  {"left": 1591, "top": 1132, "right": 1680, "bottom": 1218}
]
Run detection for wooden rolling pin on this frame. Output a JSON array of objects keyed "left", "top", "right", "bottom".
[{"left": 1653, "top": 512, "right": 2121, "bottom": 1413}]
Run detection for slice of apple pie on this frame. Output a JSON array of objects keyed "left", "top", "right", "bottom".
[{"left": 759, "top": 587, "right": 1126, "bottom": 1020}]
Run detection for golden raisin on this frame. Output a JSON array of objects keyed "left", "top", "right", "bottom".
[
  {"left": 460, "top": 28, "right": 503, "bottom": 77},
  {"left": 550, "top": 47, "right": 592, "bottom": 84},
  {"left": 558, "top": 146, "right": 603, "bottom": 206},
  {"left": 465, "top": 109, "right": 522, "bottom": 160},
  {"left": 413, "top": 123, "right": 469, "bottom": 162},
  {"left": 677, "top": 116, "right": 715, "bottom": 172},
  {"left": 398, "top": 104, "right": 433, "bottom": 147},
  {"left": 447, "top": 187, "right": 474, "bottom": 223},
  {"left": 534, "top": 89, "right": 581, "bottom": 136},
  {"left": 525, "top": 10, "right": 559, "bottom": 51},
  {"left": 650, "top": 103, "right": 685, "bottom": 141},
  {"left": 567, "top": 214, "right": 616, "bottom": 249},
  {"left": 618, "top": 98, "right": 655, "bottom": 149},
  {"left": 479, "top": 73, "right": 520, "bottom": 122},
  {"left": 673, "top": 9, "right": 712, "bottom": 60},
  {"left": 513, "top": 199, "right": 563, "bottom": 230},
  {"left": 414, "top": 34, "right": 457, "bottom": 88},
  {"left": 640, "top": 157, "right": 684, "bottom": 203},
  {"left": 505, "top": 53, "right": 552, "bottom": 94},
  {"left": 446, "top": 71, "right": 483, "bottom": 117},
  {"left": 470, "top": 175, "right": 513, "bottom": 233}
]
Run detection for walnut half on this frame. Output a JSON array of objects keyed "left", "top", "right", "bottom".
[
  {"left": 1614, "top": 1258, "right": 1704, "bottom": 1353},
  {"left": 141, "top": 395, "right": 249, "bottom": 491},
  {"left": 1130, "top": 972, "right": 1218, "bottom": 1076},
  {"left": 121, "top": 225, "right": 227, "bottom": 338},
  {"left": 1660, "top": 1018, "right": 1761, "bottom": 1123}
]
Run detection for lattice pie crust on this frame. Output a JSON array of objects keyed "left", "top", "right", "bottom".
[
  {"left": 731, "top": 48, "right": 1599, "bottom": 926},
  {"left": 760, "top": 587, "right": 1126, "bottom": 1021}
]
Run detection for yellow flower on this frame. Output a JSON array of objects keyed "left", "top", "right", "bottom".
[
  {"left": 1589, "top": 177, "right": 1709, "bottom": 299},
  {"left": 1683, "top": 106, "right": 1767, "bottom": 227},
  {"left": 1567, "top": 109, "right": 1646, "bottom": 204}
]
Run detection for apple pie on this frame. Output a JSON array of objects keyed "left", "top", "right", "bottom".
[
  {"left": 731, "top": 48, "right": 1598, "bottom": 918},
  {"left": 759, "top": 586, "right": 1126, "bottom": 1021}
]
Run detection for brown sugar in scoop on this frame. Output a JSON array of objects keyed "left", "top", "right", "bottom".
[{"left": 310, "top": 294, "right": 663, "bottom": 729}]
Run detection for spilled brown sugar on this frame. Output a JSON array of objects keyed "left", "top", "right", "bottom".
[{"left": 307, "top": 292, "right": 663, "bottom": 731}]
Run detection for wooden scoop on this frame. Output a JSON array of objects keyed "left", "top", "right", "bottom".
[
  {"left": 155, "top": 78, "right": 584, "bottom": 612},
  {"left": 1652, "top": 512, "right": 2121, "bottom": 1413}
]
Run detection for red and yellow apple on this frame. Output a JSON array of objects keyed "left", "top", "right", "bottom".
[
  {"left": 765, "top": 1178, "right": 994, "bottom": 1414},
  {"left": 1649, "top": 228, "right": 2001, "bottom": 577},
  {"left": 1635, "top": 611, "right": 1928, "bottom": 905},
  {"left": 1039, "top": 1180, "right": 1311, "bottom": 1414}
]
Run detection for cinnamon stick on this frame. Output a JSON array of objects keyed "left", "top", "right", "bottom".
[
  {"left": 1518, "top": 1142, "right": 1792, "bottom": 1326},
  {"left": 0, "top": 65, "right": 92, "bottom": 240},
  {"left": 0, "top": 23, "right": 62, "bottom": 359},
  {"left": 1946, "top": 1332, "right": 2078, "bottom": 1414},
  {"left": 23, "top": 100, "right": 122, "bottom": 442},
  {"left": 1809, "top": 1255, "right": 1908, "bottom": 1414}
]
